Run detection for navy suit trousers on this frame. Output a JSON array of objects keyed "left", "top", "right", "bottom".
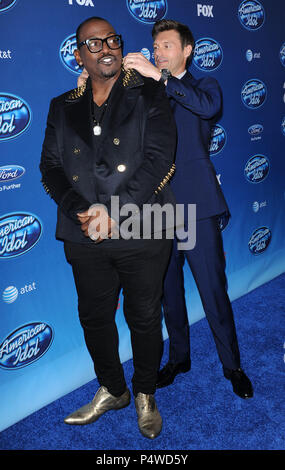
[{"left": 162, "top": 216, "right": 241, "bottom": 372}]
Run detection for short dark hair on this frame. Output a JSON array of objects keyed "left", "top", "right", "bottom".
[
  {"left": 76, "top": 16, "right": 110, "bottom": 48},
  {"left": 152, "top": 19, "right": 195, "bottom": 66}
]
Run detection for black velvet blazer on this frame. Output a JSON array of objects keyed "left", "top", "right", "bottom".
[{"left": 40, "top": 70, "right": 177, "bottom": 243}]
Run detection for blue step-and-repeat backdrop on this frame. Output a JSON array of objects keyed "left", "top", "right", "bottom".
[{"left": 0, "top": 0, "right": 284, "bottom": 432}]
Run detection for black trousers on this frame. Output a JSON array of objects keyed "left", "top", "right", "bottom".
[
  {"left": 162, "top": 216, "right": 241, "bottom": 372},
  {"left": 64, "top": 237, "right": 172, "bottom": 397}
]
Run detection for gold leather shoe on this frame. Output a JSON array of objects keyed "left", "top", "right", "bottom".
[
  {"left": 64, "top": 386, "right": 131, "bottom": 425},
  {"left": 135, "top": 393, "right": 162, "bottom": 439}
]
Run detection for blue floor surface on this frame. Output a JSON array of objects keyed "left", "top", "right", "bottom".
[{"left": 0, "top": 273, "right": 284, "bottom": 451}]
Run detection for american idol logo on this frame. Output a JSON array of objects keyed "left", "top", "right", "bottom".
[
  {"left": 0, "top": 212, "right": 42, "bottom": 259},
  {"left": 126, "top": 0, "right": 167, "bottom": 24},
  {"left": 209, "top": 124, "right": 226, "bottom": 156},
  {"left": 280, "top": 43, "right": 285, "bottom": 67},
  {"left": 193, "top": 38, "right": 223, "bottom": 72},
  {"left": 0, "top": 0, "right": 17, "bottom": 12},
  {"left": 248, "top": 124, "right": 263, "bottom": 136},
  {"left": 244, "top": 154, "right": 269, "bottom": 183},
  {"left": 0, "top": 165, "right": 25, "bottom": 183},
  {"left": 241, "top": 79, "right": 267, "bottom": 109},
  {"left": 248, "top": 226, "right": 271, "bottom": 255},
  {"left": 238, "top": 0, "right": 265, "bottom": 31},
  {"left": 0, "top": 323, "right": 53, "bottom": 370},
  {"left": 60, "top": 34, "right": 83, "bottom": 75},
  {"left": 0, "top": 94, "right": 31, "bottom": 141}
]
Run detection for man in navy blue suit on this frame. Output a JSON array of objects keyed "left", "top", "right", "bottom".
[{"left": 124, "top": 19, "right": 253, "bottom": 399}]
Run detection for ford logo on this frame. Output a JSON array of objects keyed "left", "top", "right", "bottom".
[
  {"left": 248, "top": 226, "right": 271, "bottom": 255},
  {"left": 248, "top": 124, "right": 263, "bottom": 135},
  {"left": 126, "top": 0, "right": 167, "bottom": 24},
  {"left": 244, "top": 154, "right": 270, "bottom": 183},
  {"left": 59, "top": 34, "right": 83, "bottom": 75},
  {"left": 0, "top": 0, "right": 17, "bottom": 12},
  {"left": 0, "top": 94, "right": 32, "bottom": 142},
  {"left": 238, "top": 0, "right": 265, "bottom": 31},
  {"left": 193, "top": 38, "right": 223, "bottom": 72},
  {"left": 280, "top": 42, "right": 285, "bottom": 67},
  {"left": 0, "top": 322, "right": 53, "bottom": 370},
  {"left": 209, "top": 124, "right": 227, "bottom": 156},
  {"left": 0, "top": 165, "right": 25, "bottom": 183},
  {"left": 0, "top": 212, "right": 42, "bottom": 259},
  {"left": 241, "top": 79, "right": 267, "bottom": 109}
]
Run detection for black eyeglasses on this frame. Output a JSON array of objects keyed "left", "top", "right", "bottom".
[{"left": 78, "top": 34, "right": 122, "bottom": 53}]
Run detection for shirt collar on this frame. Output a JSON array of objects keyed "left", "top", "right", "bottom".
[{"left": 174, "top": 70, "right": 187, "bottom": 80}]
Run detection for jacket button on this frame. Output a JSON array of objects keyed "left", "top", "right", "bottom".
[
  {"left": 113, "top": 138, "right": 120, "bottom": 146},
  {"left": 175, "top": 91, "right": 185, "bottom": 97},
  {"left": 72, "top": 175, "right": 79, "bottom": 182},
  {"left": 117, "top": 164, "right": 126, "bottom": 172}
]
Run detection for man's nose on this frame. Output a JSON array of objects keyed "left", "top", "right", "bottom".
[{"left": 102, "top": 40, "right": 110, "bottom": 53}]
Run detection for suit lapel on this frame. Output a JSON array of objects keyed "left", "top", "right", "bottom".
[
  {"left": 63, "top": 70, "right": 144, "bottom": 152},
  {"left": 64, "top": 85, "right": 93, "bottom": 149},
  {"left": 102, "top": 70, "right": 143, "bottom": 134}
]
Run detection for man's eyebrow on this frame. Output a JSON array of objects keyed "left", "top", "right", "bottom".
[{"left": 154, "top": 40, "right": 172, "bottom": 45}]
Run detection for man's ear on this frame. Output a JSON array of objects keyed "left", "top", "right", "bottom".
[
  {"left": 74, "top": 48, "right": 83, "bottom": 67},
  {"left": 184, "top": 44, "right": 193, "bottom": 62}
]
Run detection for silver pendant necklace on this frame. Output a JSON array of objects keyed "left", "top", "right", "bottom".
[
  {"left": 93, "top": 123, "right": 102, "bottom": 136},
  {"left": 92, "top": 100, "right": 108, "bottom": 137}
]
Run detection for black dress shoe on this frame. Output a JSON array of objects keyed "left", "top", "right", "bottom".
[
  {"left": 224, "top": 368, "right": 253, "bottom": 399},
  {"left": 156, "top": 361, "right": 191, "bottom": 388}
]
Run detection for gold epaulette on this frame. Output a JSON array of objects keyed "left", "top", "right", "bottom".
[
  {"left": 154, "top": 164, "right": 176, "bottom": 195},
  {"left": 41, "top": 180, "right": 51, "bottom": 196},
  {"left": 122, "top": 67, "right": 144, "bottom": 88},
  {"left": 67, "top": 83, "right": 87, "bottom": 101}
]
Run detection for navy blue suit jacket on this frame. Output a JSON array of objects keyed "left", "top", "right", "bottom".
[{"left": 165, "top": 71, "right": 229, "bottom": 222}]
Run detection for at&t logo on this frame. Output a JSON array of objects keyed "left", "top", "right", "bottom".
[
  {"left": 0, "top": 94, "right": 32, "bottom": 141},
  {"left": 60, "top": 34, "right": 83, "bottom": 75},
  {"left": 126, "top": 0, "right": 167, "bottom": 24},
  {"left": 193, "top": 38, "right": 223, "bottom": 72},
  {"left": 0, "top": 0, "right": 17, "bottom": 12},
  {"left": 252, "top": 200, "right": 267, "bottom": 213},
  {"left": 246, "top": 49, "right": 261, "bottom": 62},
  {"left": 141, "top": 48, "right": 151, "bottom": 60},
  {"left": 2, "top": 286, "right": 18, "bottom": 303},
  {"left": 280, "top": 43, "right": 285, "bottom": 67},
  {"left": 2, "top": 282, "right": 37, "bottom": 304},
  {"left": 209, "top": 124, "right": 226, "bottom": 156},
  {"left": 238, "top": 0, "right": 265, "bottom": 30},
  {"left": 241, "top": 79, "right": 267, "bottom": 109},
  {"left": 282, "top": 117, "right": 285, "bottom": 136}
]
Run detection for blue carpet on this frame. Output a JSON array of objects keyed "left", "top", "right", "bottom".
[{"left": 0, "top": 273, "right": 284, "bottom": 451}]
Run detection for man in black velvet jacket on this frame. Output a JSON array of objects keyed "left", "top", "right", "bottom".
[{"left": 40, "top": 16, "right": 176, "bottom": 439}]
